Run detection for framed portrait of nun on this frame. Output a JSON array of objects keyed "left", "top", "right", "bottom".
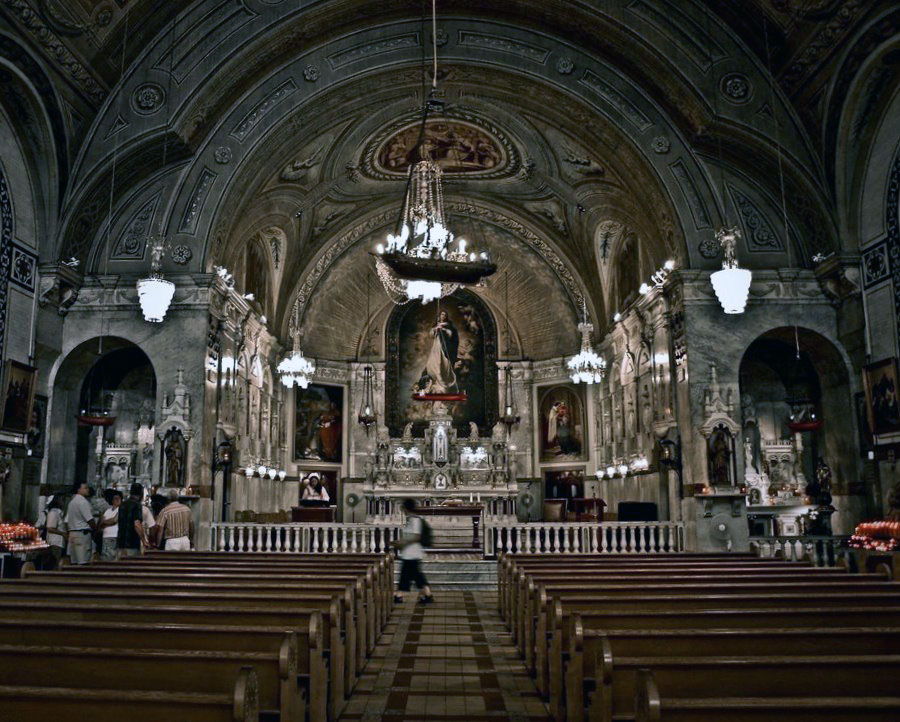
[{"left": 537, "top": 383, "right": 587, "bottom": 462}]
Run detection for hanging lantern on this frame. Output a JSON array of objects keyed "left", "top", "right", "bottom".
[
  {"left": 358, "top": 365, "right": 377, "bottom": 433},
  {"left": 137, "top": 237, "right": 175, "bottom": 323},
  {"left": 710, "top": 228, "right": 751, "bottom": 314},
  {"left": 500, "top": 363, "right": 520, "bottom": 430}
]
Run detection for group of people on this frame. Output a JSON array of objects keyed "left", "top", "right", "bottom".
[{"left": 43, "top": 481, "right": 194, "bottom": 565}]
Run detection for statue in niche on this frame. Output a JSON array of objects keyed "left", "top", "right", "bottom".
[
  {"left": 469, "top": 421, "right": 479, "bottom": 441},
  {"left": 433, "top": 424, "right": 449, "bottom": 465},
  {"left": 744, "top": 436, "right": 757, "bottom": 473},
  {"left": 402, "top": 422, "right": 413, "bottom": 441},
  {"left": 708, "top": 425, "right": 733, "bottom": 487},
  {"left": 163, "top": 429, "right": 186, "bottom": 488}
]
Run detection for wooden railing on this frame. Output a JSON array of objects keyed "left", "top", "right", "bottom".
[
  {"left": 750, "top": 535, "right": 849, "bottom": 567},
  {"left": 210, "top": 522, "right": 403, "bottom": 553},
  {"left": 483, "top": 521, "right": 685, "bottom": 557}
]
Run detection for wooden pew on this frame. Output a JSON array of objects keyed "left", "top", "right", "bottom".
[
  {"left": 572, "top": 626, "right": 900, "bottom": 722},
  {"left": 0, "top": 599, "right": 332, "bottom": 721},
  {"left": 137, "top": 551, "right": 394, "bottom": 621},
  {"left": 538, "top": 588, "right": 900, "bottom": 709},
  {"left": 0, "top": 641, "right": 302, "bottom": 722},
  {"left": 0, "top": 665, "right": 258, "bottom": 722},
  {"left": 88, "top": 558, "right": 389, "bottom": 646},
  {"left": 21, "top": 570, "right": 366, "bottom": 686},
  {"left": 633, "top": 667, "right": 900, "bottom": 722}
]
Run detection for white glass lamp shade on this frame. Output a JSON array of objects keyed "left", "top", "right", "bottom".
[
  {"left": 617, "top": 463, "right": 629, "bottom": 476},
  {"left": 710, "top": 267, "right": 752, "bottom": 314},
  {"left": 136, "top": 277, "right": 175, "bottom": 322},
  {"left": 606, "top": 466, "right": 616, "bottom": 478},
  {"left": 278, "top": 469, "right": 287, "bottom": 481},
  {"left": 267, "top": 467, "right": 277, "bottom": 479},
  {"left": 257, "top": 464, "right": 267, "bottom": 477},
  {"left": 244, "top": 466, "right": 255, "bottom": 478}
]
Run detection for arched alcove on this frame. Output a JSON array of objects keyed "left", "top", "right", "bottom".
[
  {"left": 739, "top": 327, "right": 855, "bottom": 495},
  {"left": 49, "top": 338, "right": 157, "bottom": 490}
]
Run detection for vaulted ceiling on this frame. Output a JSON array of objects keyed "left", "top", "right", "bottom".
[{"left": 2, "top": 0, "right": 897, "bottom": 359}]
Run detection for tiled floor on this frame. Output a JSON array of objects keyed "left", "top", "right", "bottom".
[{"left": 338, "top": 590, "right": 551, "bottom": 721}]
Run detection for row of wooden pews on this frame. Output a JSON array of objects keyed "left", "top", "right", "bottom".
[
  {"left": 0, "top": 550, "right": 394, "bottom": 721},
  {"left": 499, "top": 552, "right": 900, "bottom": 722}
]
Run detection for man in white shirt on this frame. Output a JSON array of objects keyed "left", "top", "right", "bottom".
[
  {"left": 65, "top": 481, "right": 97, "bottom": 565},
  {"left": 393, "top": 498, "right": 433, "bottom": 604}
]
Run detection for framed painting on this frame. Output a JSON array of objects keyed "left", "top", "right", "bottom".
[
  {"left": 294, "top": 383, "right": 344, "bottom": 463},
  {"left": 386, "top": 288, "right": 497, "bottom": 437},
  {"left": 27, "top": 394, "right": 48, "bottom": 457},
  {"left": 299, "top": 468, "right": 338, "bottom": 505},
  {"left": 863, "top": 358, "right": 900, "bottom": 436},
  {"left": 537, "top": 383, "right": 588, "bottom": 462},
  {"left": 1, "top": 360, "right": 37, "bottom": 434}
]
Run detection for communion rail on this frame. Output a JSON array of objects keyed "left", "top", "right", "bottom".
[
  {"left": 483, "top": 521, "right": 685, "bottom": 557},
  {"left": 210, "top": 522, "right": 403, "bottom": 553},
  {"left": 750, "top": 535, "right": 849, "bottom": 567}
]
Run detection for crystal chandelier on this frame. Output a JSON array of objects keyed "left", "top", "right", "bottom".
[
  {"left": 375, "top": 160, "right": 495, "bottom": 304},
  {"left": 137, "top": 237, "right": 175, "bottom": 323},
  {"left": 567, "top": 301, "right": 606, "bottom": 384},
  {"left": 278, "top": 303, "right": 315, "bottom": 388},
  {"left": 710, "top": 227, "right": 751, "bottom": 314}
]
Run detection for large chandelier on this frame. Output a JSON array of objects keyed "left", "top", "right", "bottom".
[
  {"left": 710, "top": 227, "right": 751, "bottom": 314},
  {"left": 567, "top": 301, "right": 606, "bottom": 384},
  {"left": 279, "top": 304, "right": 315, "bottom": 388},
  {"left": 137, "top": 237, "right": 175, "bottom": 323},
  {"left": 375, "top": 160, "right": 496, "bottom": 304}
]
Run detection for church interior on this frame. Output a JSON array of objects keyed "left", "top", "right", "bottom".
[{"left": 1, "top": 0, "right": 900, "bottom": 719}]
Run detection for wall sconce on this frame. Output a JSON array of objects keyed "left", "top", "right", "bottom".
[
  {"left": 278, "top": 469, "right": 287, "bottom": 481},
  {"left": 244, "top": 465, "right": 254, "bottom": 478}
]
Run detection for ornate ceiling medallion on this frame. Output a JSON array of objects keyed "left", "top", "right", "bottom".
[{"left": 362, "top": 111, "right": 519, "bottom": 181}]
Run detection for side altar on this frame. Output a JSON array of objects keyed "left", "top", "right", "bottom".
[{"left": 362, "top": 413, "right": 518, "bottom": 525}]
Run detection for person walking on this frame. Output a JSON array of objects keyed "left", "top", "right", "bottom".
[
  {"left": 156, "top": 488, "right": 194, "bottom": 551},
  {"left": 98, "top": 490, "right": 122, "bottom": 561},
  {"left": 65, "top": 481, "right": 96, "bottom": 565},
  {"left": 117, "top": 483, "right": 147, "bottom": 558},
  {"left": 393, "top": 498, "right": 433, "bottom": 604}
]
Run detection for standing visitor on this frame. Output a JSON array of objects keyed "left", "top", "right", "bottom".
[
  {"left": 44, "top": 496, "right": 67, "bottom": 567},
  {"left": 118, "top": 483, "right": 147, "bottom": 558},
  {"left": 156, "top": 488, "right": 194, "bottom": 551},
  {"left": 393, "top": 498, "right": 433, "bottom": 604},
  {"left": 98, "top": 490, "right": 122, "bottom": 561},
  {"left": 64, "top": 481, "right": 96, "bottom": 565}
]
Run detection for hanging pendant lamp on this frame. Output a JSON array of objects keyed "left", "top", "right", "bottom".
[
  {"left": 710, "top": 227, "right": 751, "bottom": 314},
  {"left": 137, "top": 237, "right": 175, "bottom": 322}
]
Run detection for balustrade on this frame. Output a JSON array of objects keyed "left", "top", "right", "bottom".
[
  {"left": 750, "top": 535, "right": 848, "bottom": 567},
  {"left": 210, "top": 522, "right": 403, "bottom": 553},
  {"left": 483, "top": 521, "right": 685, "bottom": 557}
]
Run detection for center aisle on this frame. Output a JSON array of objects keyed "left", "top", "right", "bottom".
[{"left": 338, "top": 590, "right": 551, "bottom": 721}]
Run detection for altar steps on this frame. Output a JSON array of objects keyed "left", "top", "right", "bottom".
[{"left": 394, "top": 558, "right": 497, "bottom": 591}]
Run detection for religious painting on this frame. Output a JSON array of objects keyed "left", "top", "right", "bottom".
[
  {"left": 863, "top": 358, "right": 900, "bottom": 436},
  {"left": 377, "top": 119, "right": 506, "bottom": 175},
  {"left": 544, "top": 467, "right": 585, "bottom": 501},
  {"left": 538, "top": 383, "right": 587, "bottom": 462},
  {"left": 386, "top": 289, "right": 498, "bottom": 437},
  {"left": 27, "top": 394, "right": 48, "bottom": 458},
  {"left": 294, "top": 383, "right": 344, "bottom": 463},
  {"left": 0, "top": 360, "right": 37, "bottom": 434}
]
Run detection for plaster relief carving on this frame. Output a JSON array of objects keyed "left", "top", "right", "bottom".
[
  {"left": 561, "top": 140, "right": 604, "bottom": 176},
  {"left": 580, "top": 70, "right": 652, "bottom": 131},
  {"left": 230, "top": 79, "right": 297, "bottom": 142},
  {"left": 179, "top": 168, "right": 217, "bottom": 235},
  {"left": 280, "top": 147, "right": 324, "bottom": 182},
  {"left": 112, "top": 194, "right": 159, "bottom": 259},
  {"left": 458, "top": 30, "right": 549, "bottom": 63},
  {"left": 729, "top": 186, "right": 782, "bottom": 251}
]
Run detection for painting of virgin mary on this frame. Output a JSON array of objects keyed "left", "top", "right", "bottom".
[{"left": 387, "top": 290, "right": 498, "bottom": 436}]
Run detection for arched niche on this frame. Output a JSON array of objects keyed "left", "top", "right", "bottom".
[
  {"left": 48, "top": 338, "right": 157, "bottom": 490},
  {"left": 385, "top": 288, "right": 498, "bottom": 438},
  {"left": 739, "top": 327, "right": 855, "bottom": 494}
]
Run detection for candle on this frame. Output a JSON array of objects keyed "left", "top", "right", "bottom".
[
  {"left": 469, "top": 493, "right": 473, "bottom": 503},
  {"left": 477, "top": 493, "right": 481, "bottom": 502}
]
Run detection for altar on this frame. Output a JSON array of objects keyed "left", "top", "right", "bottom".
[{"left": 362, "top": 413, "right": 519, "bottom": 526}]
